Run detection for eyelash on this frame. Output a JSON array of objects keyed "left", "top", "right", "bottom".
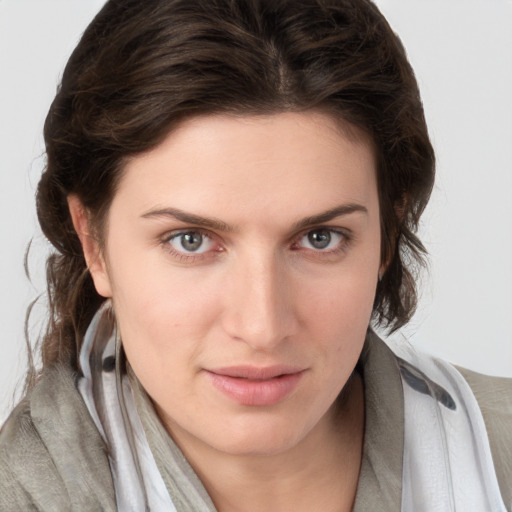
[
  {"left": 160, "top": 227, "right": 352, "bottom": 263},
  {"left": 292, "top": 228, "right": 351, "bottom": 259},
  {"left": 161, "top": 230, "right": 222, "bottom": 263}
]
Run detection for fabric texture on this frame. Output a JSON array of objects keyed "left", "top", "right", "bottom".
[
  {"left": 1, "top": 321, "right": 511, "bottom": 511},
  {"left": 397, "top": 353, "right": 506, "bottom": 511},
  {"left": 77, "top": 301, "right": 215, "bottom": 512},
  {"left": 0, "top": 365, "right": 116, "bottom": 511},
  {"left": 458, "top": 367, "right": 512, "bottom": 512},
  {"left": 77, "top": 302, "right": 175, "bottom": 512}
]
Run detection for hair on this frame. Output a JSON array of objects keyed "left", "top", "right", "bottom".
[{"left": 35, "top": 0, "right": 434, "bottom": 375}]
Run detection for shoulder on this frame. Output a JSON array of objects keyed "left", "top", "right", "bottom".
[
  {"left": 0, "top": 365, "right": 116, "bottom": 511},
  {"left": 457, "top": 367, "right": 512, "bottom": 510},
  {"left": 0, "top": 398, "right": 50, "bottom": 508},
  {"left": 457, "top": 366, "right": 512, "bottom": 411}
]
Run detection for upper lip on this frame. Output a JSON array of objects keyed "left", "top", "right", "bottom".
[{"left": 206, "top": 365, "right": 305, "bottom": 380}]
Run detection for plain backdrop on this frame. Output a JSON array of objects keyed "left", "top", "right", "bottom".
[{"left": 1, "top": 0, "right": 511, "bottom": 423}]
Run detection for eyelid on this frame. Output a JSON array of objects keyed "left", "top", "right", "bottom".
[
  {"left": 291, "top": 226, "right": 353, "bottom": 256},
  {"left": 159, "top": 225, "right": 353, "bottom": 264},
  {"left": 161, "top": 227, "right": 216, "bottom": 244},
  {"left": 160, "top": 228, "right": 224, "bottom": 262},
  {"left": 293, "top": 226, "right": 351, "bottom": 243}
]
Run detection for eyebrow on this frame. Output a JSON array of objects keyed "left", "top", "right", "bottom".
[
  {"left": 291, "top": 203, "right": 368, "bottom": 231},
  {"left": 141, "top": 207, "right": 233, "bottom": 232},
  {"left": 140, "top": 203, "right": 368, "bottom": 232}
]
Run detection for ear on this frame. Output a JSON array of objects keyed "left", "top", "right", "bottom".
[
  {"left": 67, "top": 194, "right": 113, "bottom": 298},
  {"left": 378, "top": 264, "right": 385, "bottom": 282},
  {"left": 378, "top": 195, "right": 408, "bottom": 281}
]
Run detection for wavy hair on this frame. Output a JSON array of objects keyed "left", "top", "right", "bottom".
[{"left": 34, "top": 0, "right": 434, "bottom": 376}]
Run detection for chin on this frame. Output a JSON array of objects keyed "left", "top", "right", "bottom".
[
  {"left": 203, "top": 411, "right": 314, "bottom": 457},
  {"left": 216, "top": 428, "right": 304, "bottom": 457}
]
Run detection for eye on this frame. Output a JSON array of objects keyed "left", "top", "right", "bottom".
[
  {"left": 166, "top": 230, "right": 216, "bottom": 254},
  {"left": 297, "top": 228, "right": 345, "bottom": 251}
]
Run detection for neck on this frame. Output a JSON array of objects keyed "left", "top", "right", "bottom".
[{"left": 165, "top": 372, "right": 365, "bottom": 512}]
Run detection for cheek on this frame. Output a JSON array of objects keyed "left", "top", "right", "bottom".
[
  {"left": 118, "top": 281, "right": 219, "bottom": 344},
  {"left": 112, "top": 273, "right": 223, "bottom": 411},
  {"left": 108, "top": 231, "right": 218, "bottom": 319},
  {"left": 106, "top": 249, "right": 223, "bottom": 371},
  {"left": 293, "top": 258, "right": 378, "bottom": 389},
  {"left": 299, "top": 264, "right": 378, "bottom": 334}
]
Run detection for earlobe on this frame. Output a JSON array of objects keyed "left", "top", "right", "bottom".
[{"left": 67, "top": 195, "right": 113, "bottom": 298}]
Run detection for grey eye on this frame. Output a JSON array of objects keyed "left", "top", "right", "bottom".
[
  {"left": 180, "top": 232, "right": 203, "bottom": 251},
  {"left": 307, "top": 229, "right": 332, "bottom": 249},
  {"left": 168, "top": 231, "right": 214, "bottom": 254},
  {"left": 299, "top": 229, "right": 344, "bottom": 251}
]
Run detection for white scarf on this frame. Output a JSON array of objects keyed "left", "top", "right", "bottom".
[
  {"left": 395, "top": 347, "right": 507, "bottom": 511},
  {"left": 78, "top": 302, "right": 175, "bottom": 511},
  {"left": 78, "top": 303, "right": 507, "bottom": 511}
]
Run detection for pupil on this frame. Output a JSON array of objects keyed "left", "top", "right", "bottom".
[
  {"left": 308, "top": 230, "right": 331, "bottom": 249},
  {"left": 181, "top": 232, "right": 202, "bottom": 251}
]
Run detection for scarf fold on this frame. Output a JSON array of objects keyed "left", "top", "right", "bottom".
[
  {"left": 78, "top": 303, "right": 507, "bottom": 511},
  {"left": 395, "top": 345, "right": 507, "bottom": 512},
  {"left": 78, "top": 302, "right": 175, "bottom": 511}
]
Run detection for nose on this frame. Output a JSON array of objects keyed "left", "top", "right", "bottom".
[{"left": 221, "top": 250, "right": 297, "bottom": 351}]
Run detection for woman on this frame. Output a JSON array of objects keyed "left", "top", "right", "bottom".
[{"left": 0, "top": 0, "right": 510, "bottom": 510}]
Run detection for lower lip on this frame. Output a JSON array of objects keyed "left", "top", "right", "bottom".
[{"left": 205, "top": 371, "right": 304, "bottom": 406}]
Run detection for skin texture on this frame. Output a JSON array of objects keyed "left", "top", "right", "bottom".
[{"left": 69, "top": 111, "right": 382, "bottom": 511}]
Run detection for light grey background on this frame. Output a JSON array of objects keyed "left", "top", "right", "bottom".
[{"left": 1, "top": 0, "right": 511, "bottom": 423}]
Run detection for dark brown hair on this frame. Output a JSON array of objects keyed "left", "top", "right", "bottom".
[{"left": 36, "top": 0, "right": 434, "bottom": 372}]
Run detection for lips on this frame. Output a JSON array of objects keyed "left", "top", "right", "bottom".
[{"left": 205, "top": 365, "right": 305, "bottom": 406}]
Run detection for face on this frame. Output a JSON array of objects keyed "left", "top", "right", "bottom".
[{"left": 80, "top": 112, "right": 381, "bottom": 458}]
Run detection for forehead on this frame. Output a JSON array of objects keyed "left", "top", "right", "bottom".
[{"left": 115, "top": 111, "right": 378, "bottom": 226}]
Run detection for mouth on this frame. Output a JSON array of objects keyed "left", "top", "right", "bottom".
[{"left": 205, "top": 365, "right": 305, "bottom": 406}]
